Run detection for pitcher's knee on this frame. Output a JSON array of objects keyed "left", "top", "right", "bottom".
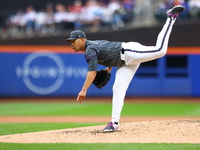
[
  {"left": 112, "top": 85, "right": 120, "bottom": 93},
  {"left": 113, "top": 84, "right": 127, "bottom": 94},
  {"left": 157, "top": 48, "right": 167, "bottom": 57}
]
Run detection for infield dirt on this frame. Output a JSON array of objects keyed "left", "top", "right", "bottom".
[{"left": 0, "top": 118, "right": 199, "bottom": 143}]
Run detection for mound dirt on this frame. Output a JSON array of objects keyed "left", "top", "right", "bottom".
[{"left": 0, "top": 119, "right": 199, "bottom": 143}]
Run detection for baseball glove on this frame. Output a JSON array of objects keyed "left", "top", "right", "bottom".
[{"left": 93, "top": 70, "right": 111, "bottom": 89}]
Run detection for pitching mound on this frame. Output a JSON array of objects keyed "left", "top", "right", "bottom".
[{"left": 0, "top": 119, "right": 199, "bottom": 143}]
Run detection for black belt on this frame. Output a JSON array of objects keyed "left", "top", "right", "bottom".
[
  {"left": 121, "top": 48, "right": 125, "bottom": 54},
  {"left": 120, "top": 48, "right": 125, "bottom": 64}
]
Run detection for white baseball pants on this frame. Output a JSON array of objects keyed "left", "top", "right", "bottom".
[{"left": 111, "top": 18, "right": 175, "bottom": 123}]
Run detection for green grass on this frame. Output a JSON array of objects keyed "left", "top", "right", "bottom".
[
  {"left": 0, "top": 102, "right": 200, "bottom": 116},
  {"left": 1, "top": 143, "right": 200, "bottom": 150},
  {"left": 0, "top": 101, "right": 200, "bottom": 150},
  {"left": 0, "top": 123, "right": 102, "bottom": 136}
]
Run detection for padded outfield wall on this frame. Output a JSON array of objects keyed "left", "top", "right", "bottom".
[{"left": 0, "top": 22, "right": 200, "bottom": 97}]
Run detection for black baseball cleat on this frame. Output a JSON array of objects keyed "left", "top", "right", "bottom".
[{"left": 166, "top": 5, "right": 185, "bottom": 20}]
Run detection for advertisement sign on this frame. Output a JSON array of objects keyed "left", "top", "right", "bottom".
[{"left": 0, "top": 46, "right": 196, "bottom": 97}]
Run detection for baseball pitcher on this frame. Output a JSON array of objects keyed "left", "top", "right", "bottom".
[{"left": 65, "top": 5, "right": 185, "bottom": 132}]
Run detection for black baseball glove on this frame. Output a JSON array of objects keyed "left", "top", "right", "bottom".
[{"left": 93, "top": 70, "right": 111, "bottom": 89}]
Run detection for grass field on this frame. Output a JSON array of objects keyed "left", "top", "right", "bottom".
[
  {"left": 0, "top": 102, "right": 200, "bottom": 116},
  {"left": 1, "top": 143, "right": 200, "bottom": 150},
  {"left": 0, "top": 99, "right": 200, "bottom": 150}
]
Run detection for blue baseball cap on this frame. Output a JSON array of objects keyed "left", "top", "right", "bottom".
[{"left": 65, "top": 30, "right": 86, "bottom": 41}]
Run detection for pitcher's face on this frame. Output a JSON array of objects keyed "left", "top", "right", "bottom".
[{"left": 70, "top": 38, "right": 85, "bottom": 52}]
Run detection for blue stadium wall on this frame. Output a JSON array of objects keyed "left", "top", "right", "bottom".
[{"left": 0, "top": 22, "right": 200, "bottom": 97}]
